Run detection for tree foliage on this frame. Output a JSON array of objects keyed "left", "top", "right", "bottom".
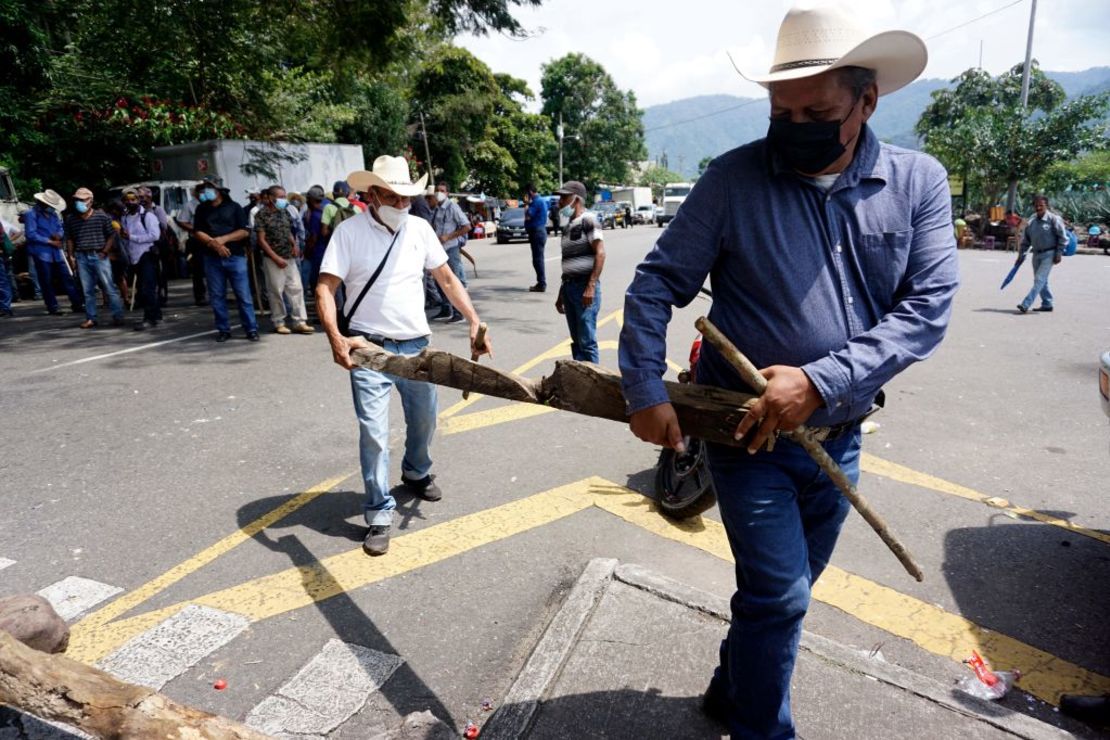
[
  {"left": 638, "top": 165, "right": 685, "bottom": 200},
  {"left": 540, "top": 53, "right": 646, "bottom": 192},
  {"left": 915, "top": 63, "right": 1109, "bottom": 212}
]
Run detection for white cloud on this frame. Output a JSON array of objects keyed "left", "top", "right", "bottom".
[{"left": 458, "top": 0, "right": 1110, "bottom": 109}]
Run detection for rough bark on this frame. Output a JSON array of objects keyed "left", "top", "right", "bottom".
[
  {"left": 350, "top": 346, "right": 757, "bottom": 447},
  {"left": 0, "top": 595, "right": 69, "bottom": 654},
  {"left": 0, "top": 630, "right": 271, "bottom": 739}
]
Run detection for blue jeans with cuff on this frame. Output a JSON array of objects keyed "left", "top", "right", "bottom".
[
  {"left": 75, "top": 251, "right": 124, "bottom": 323},
  {"left": 204, "top": 253, "right": 258, "bottom": 334},
  {"left": 706, "top": 429, "right": 861, "bottom": 739},
  {"left": 349, "top": 335, "right": 437, "bottom": 526},
  {"left": 1020, "top": 250, "right": 1056, "bottom": 310},
  {"left": 527, "top": 228, "right": 547, "bottom": 287}
]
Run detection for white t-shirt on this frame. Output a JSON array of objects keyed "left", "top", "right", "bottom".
[{"left": 320, "top": 211, "right": 448, "bottom": 340}]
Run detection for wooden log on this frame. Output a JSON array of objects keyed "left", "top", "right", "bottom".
[
  {"left": 0, "top": 630, "right": 271, "bottom": 739},
  {"left": 0, "top": 595, "right": 69, "bottom": 654},
  {"left": 350, "top": 345, "right": 758, "bottom": 447}
]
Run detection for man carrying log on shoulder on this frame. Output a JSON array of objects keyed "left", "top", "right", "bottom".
[
  {"left": 618, "top": 6, "right": 958, "bottom": 738},
  {"left": 316, "top": 156, "right": 491, "bottom": 557}
]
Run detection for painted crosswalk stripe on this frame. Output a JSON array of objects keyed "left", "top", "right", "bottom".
[
  {"left": 96, "top": 604, "right": 248, "bottom": 690},
  {"left": 36, "top": 577, "right": 123, "bottom": 622},
  {"left": 0, "top": 558, "right": 15, "bottom": 572},
  {"left": 245, "top": 639, "right": 404, "bottom": 737}
]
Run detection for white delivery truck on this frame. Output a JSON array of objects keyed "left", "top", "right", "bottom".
[
  {"left": 609, "top": 186, "right": 654, "bottom": 224},
  {"left": 656, "top": 182, "right": 693, "bottom": 227}
]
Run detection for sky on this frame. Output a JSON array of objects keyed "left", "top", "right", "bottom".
[{"left": 459, "top": 0, "right": 1110, "bottom": 108}]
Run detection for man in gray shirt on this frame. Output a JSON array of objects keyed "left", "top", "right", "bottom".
[
  {"left": 429, "top": 181, "right": 471, "bottom": 323},
  {"left": 1016, "top": 194, "right": 1068, "bottom": 314}
]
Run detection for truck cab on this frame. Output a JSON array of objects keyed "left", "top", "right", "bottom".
[
  {"left": 656, "top": 182, "right": 693, "bottom": 227},
  {"left": 0, "top": 167, "right": 31, "bottom": 245}
]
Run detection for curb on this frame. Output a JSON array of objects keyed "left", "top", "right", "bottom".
[{"left": 486, "top": 558, "right": 1073, "bottom": 740}]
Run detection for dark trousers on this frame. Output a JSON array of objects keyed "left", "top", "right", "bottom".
[
  {"left": 527, "top": 228, "right": 547, "bottom": 287},
  {"left": 186, "top": 237, "right": 208, "bottom": 304},
  {"left": 32, "top": 254, "right": 81, "bottom": 313},
  {"left": 136, "top": 251, "right": 162, "bottom": 323}
]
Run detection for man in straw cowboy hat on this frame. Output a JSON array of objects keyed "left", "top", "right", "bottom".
[
  {"left": 619, "top": 4, "right": 959, "bottom": 736},
  {"left": 25, "top": 188, "right": 82, "bottom": 316},
  {"left": 317, "top": 155, "right": 491, "bottom": 557}
]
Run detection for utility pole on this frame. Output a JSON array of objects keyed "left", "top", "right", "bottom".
[
  {"left": 1006, "top": 0, "right": 1038, "bottom": 213},
  {"left": 419, "top": 111, "right": 433, "bottom": 180},
  {"left": 557, "top": 113, "right": 564, "bottom": 185}
]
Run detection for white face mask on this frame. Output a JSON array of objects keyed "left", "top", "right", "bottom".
[
  {"left": 376, "top": 204, "right": 410, "bottom": 231},
  {"left": 435, "top": 191, "right": 447, "bottom": 204}
]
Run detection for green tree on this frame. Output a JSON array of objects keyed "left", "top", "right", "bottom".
[
  {"left": 638, "top": 165, "right": 685, "bottom": 201},
  {"left": 915, "top": 63, "right": 1109, "bottom": 213},
  {"left": 540, "top": 53, "right": 646, "bottom": 192},
  {"left": 487, "top": 74, "right": 556, "bottom": 195},
  {"left": 697, "top": 156, "right": 714, "bottom": 177},
  {"left": 1039, "top": 150, "right": 1110, "bottom": 192}
]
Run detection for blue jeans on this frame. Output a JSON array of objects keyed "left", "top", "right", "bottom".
[
  {"left": 1020, "top": 251, "right": 1056, "bottom": 310},
  {"left": 706, "top": 431, "right": 861, "bottom": 739},
  {"left": 204, "top": 253, "right": 258, "bottom": 334},
  {"left": 349, "top": 336, "right": 437, "bottom": 526},
  {"left": 75, "top": 251, "right": 123, "bottom": 323},
  {"left": 32, "top": 253, "right": 81, "bottom": 313},
  {"left": 0, "top": 254, "right": 12, "bottom": 312},
  {"left": 560, "top": 278, "right": 600, "bottom": 363},
  {"left": 527, "top": 228, "right": 547, "bottom": 287},
  {"left": 436, "top": 246, "right": 468, "bottom": 311}
]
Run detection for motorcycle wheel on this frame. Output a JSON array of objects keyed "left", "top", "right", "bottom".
[{"left": 654, "top": 437, "right": 717, "bottom": 520}]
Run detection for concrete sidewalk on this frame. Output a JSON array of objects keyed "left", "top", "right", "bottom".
[{"left": 483, "top": 559, "right": 1078, "bottom": 740}]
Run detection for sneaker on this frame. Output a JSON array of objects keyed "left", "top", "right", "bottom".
[
  {"left": 1016, "top": 304, "right": 1028, "bottom": 314},
  {"left": 246, "top": 331, "right": 261, "bottom": 342},
  {"left": 292, "top": 323, "right": 315, "bottom": 335},
  {"left": 215, "top": 331, "right": 232, "bottom": 343},
  {"left": 446, "top": 312, "right": 465, "bottom": 324},
  {"left": 133, "top": 320, "right": 158, "bottom": 331},
  {"left": 46, "top": 308, "right": 63, "bottom": 316},
  {"left": 274, "top": 325, "right": 292, "bottom": 335},
  {"left": 79, "top": 319, "right": 97, "bottom": 329},
  {"left": 528, "top": 284, "right": 547, "bottom": 292},
  {"left": 1034, "top": 305, "right": 1054, "bottom": 312},
  {"left": 363, "top": 525, "right": 391, "bottom": 556},
  {"left": 402, "top": 474, "right": 442, "bottom": 501},
  {"left": 432, "top": 306, "right": 452, "bottom": 320}
]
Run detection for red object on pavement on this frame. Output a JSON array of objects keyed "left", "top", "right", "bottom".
[
  {"left": 965, "top": 650, "right": 999, "bottom": 686},
  {"left": 213, "top": 679, "right": 228, "bottom": 690},
  {"left": 463, "top": 721, "right": 480, "bottom": 738}
]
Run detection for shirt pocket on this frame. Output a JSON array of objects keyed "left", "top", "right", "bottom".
[{"left": 857, "top": 230, "right": 912, "bottom": 309}]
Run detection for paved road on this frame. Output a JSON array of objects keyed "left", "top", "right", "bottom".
[{"left": 1, "top": 226, "right": 1107, "bottom": 737}]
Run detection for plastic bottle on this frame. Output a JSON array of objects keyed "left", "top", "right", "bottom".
[{"left": 958, "top": 650, "right": 1021, "bottom": 700}]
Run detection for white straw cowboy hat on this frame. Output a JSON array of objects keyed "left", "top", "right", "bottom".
[
  {"left": 33, "top": 189, "right": 66, "bottom": 212},
  {"left": 741, "top": 3, "right": 927, "bottom": 97},
  {"left": 347, "top": 156, "right": 428, "bottom": 198}
]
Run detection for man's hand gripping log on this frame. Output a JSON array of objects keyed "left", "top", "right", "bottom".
[{"left": 696, "top": 316, "right": 925, "bottom": 582}]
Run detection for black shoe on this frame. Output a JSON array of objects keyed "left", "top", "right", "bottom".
[
  {"left": 0, "top": 309, "right": 12, "bottom": 317},
  {"left": 446, "top": 312, "right": 465, "bottom": 324},
  {"left": 402, "top": 474, "right": 442, "bottom": 501},
  {"left": 432, "top": 306, "right": 452, "bottom": 320},
  {"left": 1016, "top": 304, "right": 1028, "bottom": 314},
  {"left": 1034, "top": 305, "right": 1054, "bottom": 312},
  {"left": 363, "top": 525, "right": 391, "bottom": 556},
  {"left": 528, "top": 284, "right": 547, "bottom": 292},
  {"left": 701, "top": 679, "right": 729, "bottom": 728},
  {"left": 133, "top": 319, "right": 158, "bottom": 331},
  {"left": 46, "top": 308, "right": 63, "bottom": 316},
  {"left": 1059, "top": 694, "right": 1110, "bottom": 725},
  {"left": 246, "top": 331, "right": 260, "bottom": 342},
  {"left": 195, "top": 300, "right": 209, "bottom": 307},
  {"left": 70, "top": 305, "right": 85, "bottom": 314},
  {"left": 215, "top": 331, "right": 232, "bottom": 343}
]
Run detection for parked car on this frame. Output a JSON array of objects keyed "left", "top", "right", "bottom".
[
  {"left": 634, "top": 204, "right": 654, "bottom": 224},
  {"left": 593, "top": 202, "right": 619, "bottom": 229},
  {"left": 495, "top": 207, "right": 528, "bottom": 244}
]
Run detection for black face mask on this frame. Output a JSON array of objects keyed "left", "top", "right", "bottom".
[{"left": 767, "top": 98, "right": 860, "bottom": 175}]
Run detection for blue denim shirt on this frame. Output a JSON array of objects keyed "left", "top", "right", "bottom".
[
  {"left": 24, "top": 206, "right": 65, "bottom": 260},
  {"left": 619, "top": 126, "right": 960, "bottom": 427},
  {"left": 525, "top": 196, "right": 549, "bottom": 230}
]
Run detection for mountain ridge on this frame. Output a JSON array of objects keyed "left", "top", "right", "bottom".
[{"left": 643, "top": 67, "right": 1110, "bottom": 178}]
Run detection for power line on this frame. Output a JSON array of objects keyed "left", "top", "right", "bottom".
[
  {"left": 925, "top": 0, "right": 1025, "bottom": 40},
  {"left": 644, "top": 98, "right": 764, "bottom": 133}
]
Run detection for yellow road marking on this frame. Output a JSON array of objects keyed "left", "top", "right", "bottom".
[
  {"left": 66, "top": 478, "right": 602, "bottom": 663},
  {"left": 70, "top": 472, "right": 353, "bottom": 640},
  {"left": 862, "top": 453, "right": 1110, "bottom": 546},
  {"left": 442, "top": 403, "right": 558, "bottom": 435},
  {"left": 588, "top": 481, "right": 1110, "bottom": 705},
  {"left": 69, "top": 474, "right": 1109, "bottom": 706}
]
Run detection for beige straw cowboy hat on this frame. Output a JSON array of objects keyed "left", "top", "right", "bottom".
[
  {"left": 33, "top": 189, "right": 67, "bottom": 212},
  {"left": 741, "top": 3, "right": 927, "bottom": 96},
  {"left": 347, "top": 156, "right": 428, "bottom": 198}
]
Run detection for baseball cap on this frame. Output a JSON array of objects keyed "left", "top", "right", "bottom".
[
  {"left": 332, "top": 180, "right": 351, "bottom": 196},
  {"left": 555, "top": 181, "right": 587, "bottom": 201}
]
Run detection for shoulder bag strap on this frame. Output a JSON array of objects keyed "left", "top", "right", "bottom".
[{"left": 341, "top": 227, "right": 403, "bottom": 328}]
